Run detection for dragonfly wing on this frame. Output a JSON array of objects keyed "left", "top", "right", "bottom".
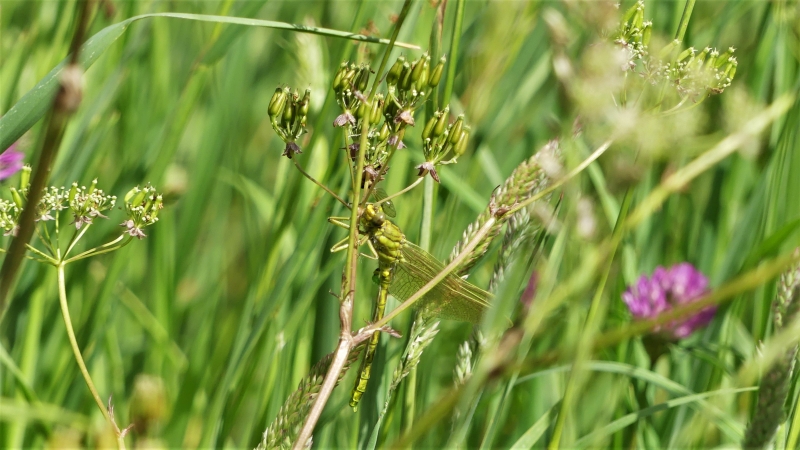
[{"left": 389, "top": 242, "right": 491, "bottom": 323}]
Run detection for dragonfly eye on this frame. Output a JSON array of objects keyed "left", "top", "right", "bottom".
[{"left": 371, "top": 212, "right": 385, "bottom": 226}]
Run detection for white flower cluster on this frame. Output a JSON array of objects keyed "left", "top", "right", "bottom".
[{"left": 122, "top": 184, "right": 163, "bottom": 239}]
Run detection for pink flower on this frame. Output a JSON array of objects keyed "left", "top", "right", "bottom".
[
  {"left": 0, "top": 144, "right": 24, "bottom": 180},
  {"left": 622, "top": 263, "right": 716, "bottom": 339}
]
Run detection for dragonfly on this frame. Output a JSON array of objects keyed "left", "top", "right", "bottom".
[{"left": 328, "top": 203, "right": 492, "bottom": 410}]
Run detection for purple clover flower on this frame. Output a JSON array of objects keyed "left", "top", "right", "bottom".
[
  {"left": 0, "top": 144, "right": 24, "bottom": 180},
  {"left": 622, "top": 263, "right": 716, "bottom": 339}
]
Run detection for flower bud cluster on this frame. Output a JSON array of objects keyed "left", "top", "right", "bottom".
[
  {"left": 122, "top": 184, "right": 163, "bottom": 239},
  {"left": 383, "top": 53, "right": 445, "bottom": 133},
  {"left": 614, "top": 0, "right": 737, "bottom": 98},
  {"left": 68, "top": 179, "right": 117, "bottom": 229},
  {"left": 268, "top": 87, "right": 311, "bottom": 158},
  {"left": 416, "top": 108, "right": 471, "bottom": 182},
  {"left": 332, "top": 62, "right": 372, "bottom": 129},
  {"left": 0, "top": 174, "right": 118, "bottom": 236}
]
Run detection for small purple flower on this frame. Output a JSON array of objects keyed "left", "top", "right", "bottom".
[
  {"left": 387, "top": 134, "right": 406, "bottom": 149},
  {"left": 622, "top": 263, "right": 715, "bottom": 339},
  {"left": 0, "top": 144, "right": 24, "bottom": 180},
  {"left": 121, "top": 220, "right": 147, "bottom": 239},
  {"left": 415, "top": 162, "right": 440, "bottom": 183},
  {"left": 333, "top": 112, "right": 356, "bottom": 128},
  {"left": 282, "top": 141, "right": 302, "bottom": 158}
]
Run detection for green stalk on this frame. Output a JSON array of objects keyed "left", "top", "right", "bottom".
[
  {"left": 548, "top": 190, "right": 633, "bottom": 449},
  {"left": 291, "top": 3, "right": 415, "bottom": 448},
  {"left": 441, "top": 0, "right": 465, "bottom": 106},
  {"left": 0, "top": 0, "right": 92, "bottom": 313},
  {"left": 57, "top": 263, "right": 126, "bottom": 449},
  {"left": 674, "top": 0, "right": 696, "bottom": 42}
]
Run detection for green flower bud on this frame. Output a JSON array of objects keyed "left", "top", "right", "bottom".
[
  {"left": 125, "top": 186, "right": 139, "bottom": 203},
  {"left": 342, "top": 67, "right": 357, "bottom": 88},
  {"left": 298, "top": 89, "right": 311, "bottom": 116},
  {"left": 400, "top": 62, "right": 413, "bottom": 91},
  {"left": 676, "top": 47, "right": 695, "bottom": 62},
  {"left": 87, "top": 178, "right": 97, "bottom": 195},
  {"left": 448, "top": 115, "right": 464, "bottom": 144},
  {"left": 642, "top": 22, "right": 652, "bottom": 46},
  {"left": 410, "top": 54, "right": 428, "bottom": 83},
  {"left": 422, "top": 116, "right": 436, "bottom": 140},
  {"left": 370, "top": 94, "right": 383, "bottom": 124},
  {"left": 357, "top": 67, "right": 370, "bottom": 92},
  {"left": 282, "top": 98, "right": 295, "bottom": 125},
  {"left": 356, "top": 102, "right": 367, "bottom": 120},
  {"left": 150, "top": 195, "right": 163, "bottom": 218},
  {"left": 19, "top": 165, "right": 31, "bottom": 190},
  {"left": 379, "top": 122, "right": 390, "bottom": 141},
  {"left": 10, "top": 188, "right": 23, "bottom": 209},
  {"left": 69, "top": 182, "right": 78, "bottom": 202},
  {"left": 429, "top": 56, "right": 445, "bottom": 88},
  {"left": 715, "top": 47, "right": 735, "bottom": 69},
  {"left": 268, "top": 87, "right": 287, "bottom": 117},
  {"left": 332, "top": 62, "right": 348, "bottom": 91},
  {"left": 453, "top": 126, "right": 470, "bottom": 157},
  {"left": 387, "top": 56, "right": 405, "bottom": 86},
  {"left": 131, "top": 189, "right": 147, "bottom": 207},
  {"left": 433, "top": 107, "right": 449, "bottom": 138}
]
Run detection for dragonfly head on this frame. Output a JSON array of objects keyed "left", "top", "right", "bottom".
[{"left": 363, "top": 203, "right": 386, "bottom": 228}]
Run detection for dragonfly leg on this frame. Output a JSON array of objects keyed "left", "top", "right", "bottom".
[
  {"left": 330, "top": 234, "right": 371, "bottom": 255},
  {"left": 327, "top": 216, "right": 352, "bottom": 230}
]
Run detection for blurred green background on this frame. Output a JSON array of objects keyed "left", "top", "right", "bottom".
[{"left": 1, "top": 0, "right": 798, "bottom": 448}]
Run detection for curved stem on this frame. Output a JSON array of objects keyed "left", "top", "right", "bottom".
[
  {"left": 25, "top": 244, "right": 58, "bottom": 266},
  {"left": 64, "top": 223, "right": 92, "bottom": 258},
  {"left": 375, "top": 177, "right": 424, "bottom": 206},
  {"left": 63, "top": 235, "right": 130, "bottom": 264},
  {"left": 57, "top": 263, "right": 125, "bottom": 449},
  {"left": 504, "top": 140, "right": 612, "bottom": 218},
  {"left": 292, "top": 159, "right": 350, "bottom": 208}
]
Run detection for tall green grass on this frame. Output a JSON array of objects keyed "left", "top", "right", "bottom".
[{"left": 1, "top": 1, "right": 798, "bottom": 448}]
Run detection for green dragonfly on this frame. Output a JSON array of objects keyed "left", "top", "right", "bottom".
[{"left": 329, "top": 203, "right": 492, "bottom": 410}]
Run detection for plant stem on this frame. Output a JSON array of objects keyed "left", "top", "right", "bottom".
[
  {"left": 0, "top": 0, "right": 93, "bottom": 313},
  {"left": 292, "top": 159, "right": 350, "bottom": 207},
  {"left": 57, "top": 263, "right": 125, "bottom": 449},
  {"left": 442, "top": 0, "right": 465, "bottom": 106},
  {"left": 548, "top": 190, "right": 633, "bottom": 449},
  {"left": 674, "top": 0, "right": 696, "bottom": 42},
  {"left": 376, "top": 177, "right": 425, "bottom": 206},
  {"left": 291, "top": 2, "right": 415, "bottom": 448}
]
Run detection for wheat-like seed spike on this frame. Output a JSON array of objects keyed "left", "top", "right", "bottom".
[
  {"left": 743, "top": 254, "right": 799, "bottom": 450},
  {"left": 257, "top": 346, "right": 362, "bottom": 450},
  {"left": 449, "top": 140, "right": 560, "bottom": 276}
]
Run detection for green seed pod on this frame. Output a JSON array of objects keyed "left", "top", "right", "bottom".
[
  {"left": 429, "top": 56, "right": 445, "bottom": 88},
  {"left": 341, "top": 67, "right": 356, "bottom": 89},
  {"left": 332, "top": 62, "right": 348, "bottom": 91},
  {"left": 453, "top": 126, "right": 470, "bottom": 157},
  {"left": 715, "top": 48, "right": 735, "bottom": 69},
  {"left": 642, "top": 22, "right": 652, "bottom": 46},
  {"left": 415, "top": 58, "right": 429, "bottom": 91},
  {"left": 150, "top": 195, "right": 163, "bottom": 219},
  {"left": 87, "top": 178, "right": 97, "bottom": 195},
  {"left": 658, "top": 39, "right": 680, "bottom": 60},
  {"left": 357, "top": 67, "right": 370, "bottom": 92},
  {"left": 379, "top": 122, "right": 390, "bottom": 141},
  {"left": 387, "top": 56, "right": 405, "bottom": 86},
  {"left": 282, "top": 98, "right": 295, "bottom": 125},
  {"left": 268, "top": 87, "right": 286, "bottom": 117},
  {"left": 69, "top": 182, "right": 78, "bottom": 203},
  {"left": 676, "top": 47, "right": 695, "bottom": 62},
  {"left": 10, "top": 188, "right": 23, "bottom": 209},
  {"left": 370, "top": 94, "right": 383, "bottom": 124},
  {"left": 125, "top": 186, "right": 139, "bottom": 203},
  {"left": 131, "top": 189, "right": 147, "bottom": 207},
  {"left": 400, "top": 62, "right": 413, "bottom": 91},
  {"left": 433, "top": 107, "right": 449, "bottom": 138},
  {"left": 421, "top": 116, "right": 436, "bottom": 140},
  {"left": 448, "top": 115, "right": 464, "bottom": 144},
  {"left": 298, "top": 89, "right": 311, "bottom": 116},
  {"left": 356, "top": 102, "right": 367, "bottom": 120},
  {"left": 410, "top": 54, "right": 428, "bottom": 83},
  {"left": 383, "top": 97, "right": 398, "bottom": 119},
  {"left": 724, "top": 63, "right": 736, "bottom": 80},
  {"left": 19, "top": 165, "right": 31, "bottom": 190}
]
